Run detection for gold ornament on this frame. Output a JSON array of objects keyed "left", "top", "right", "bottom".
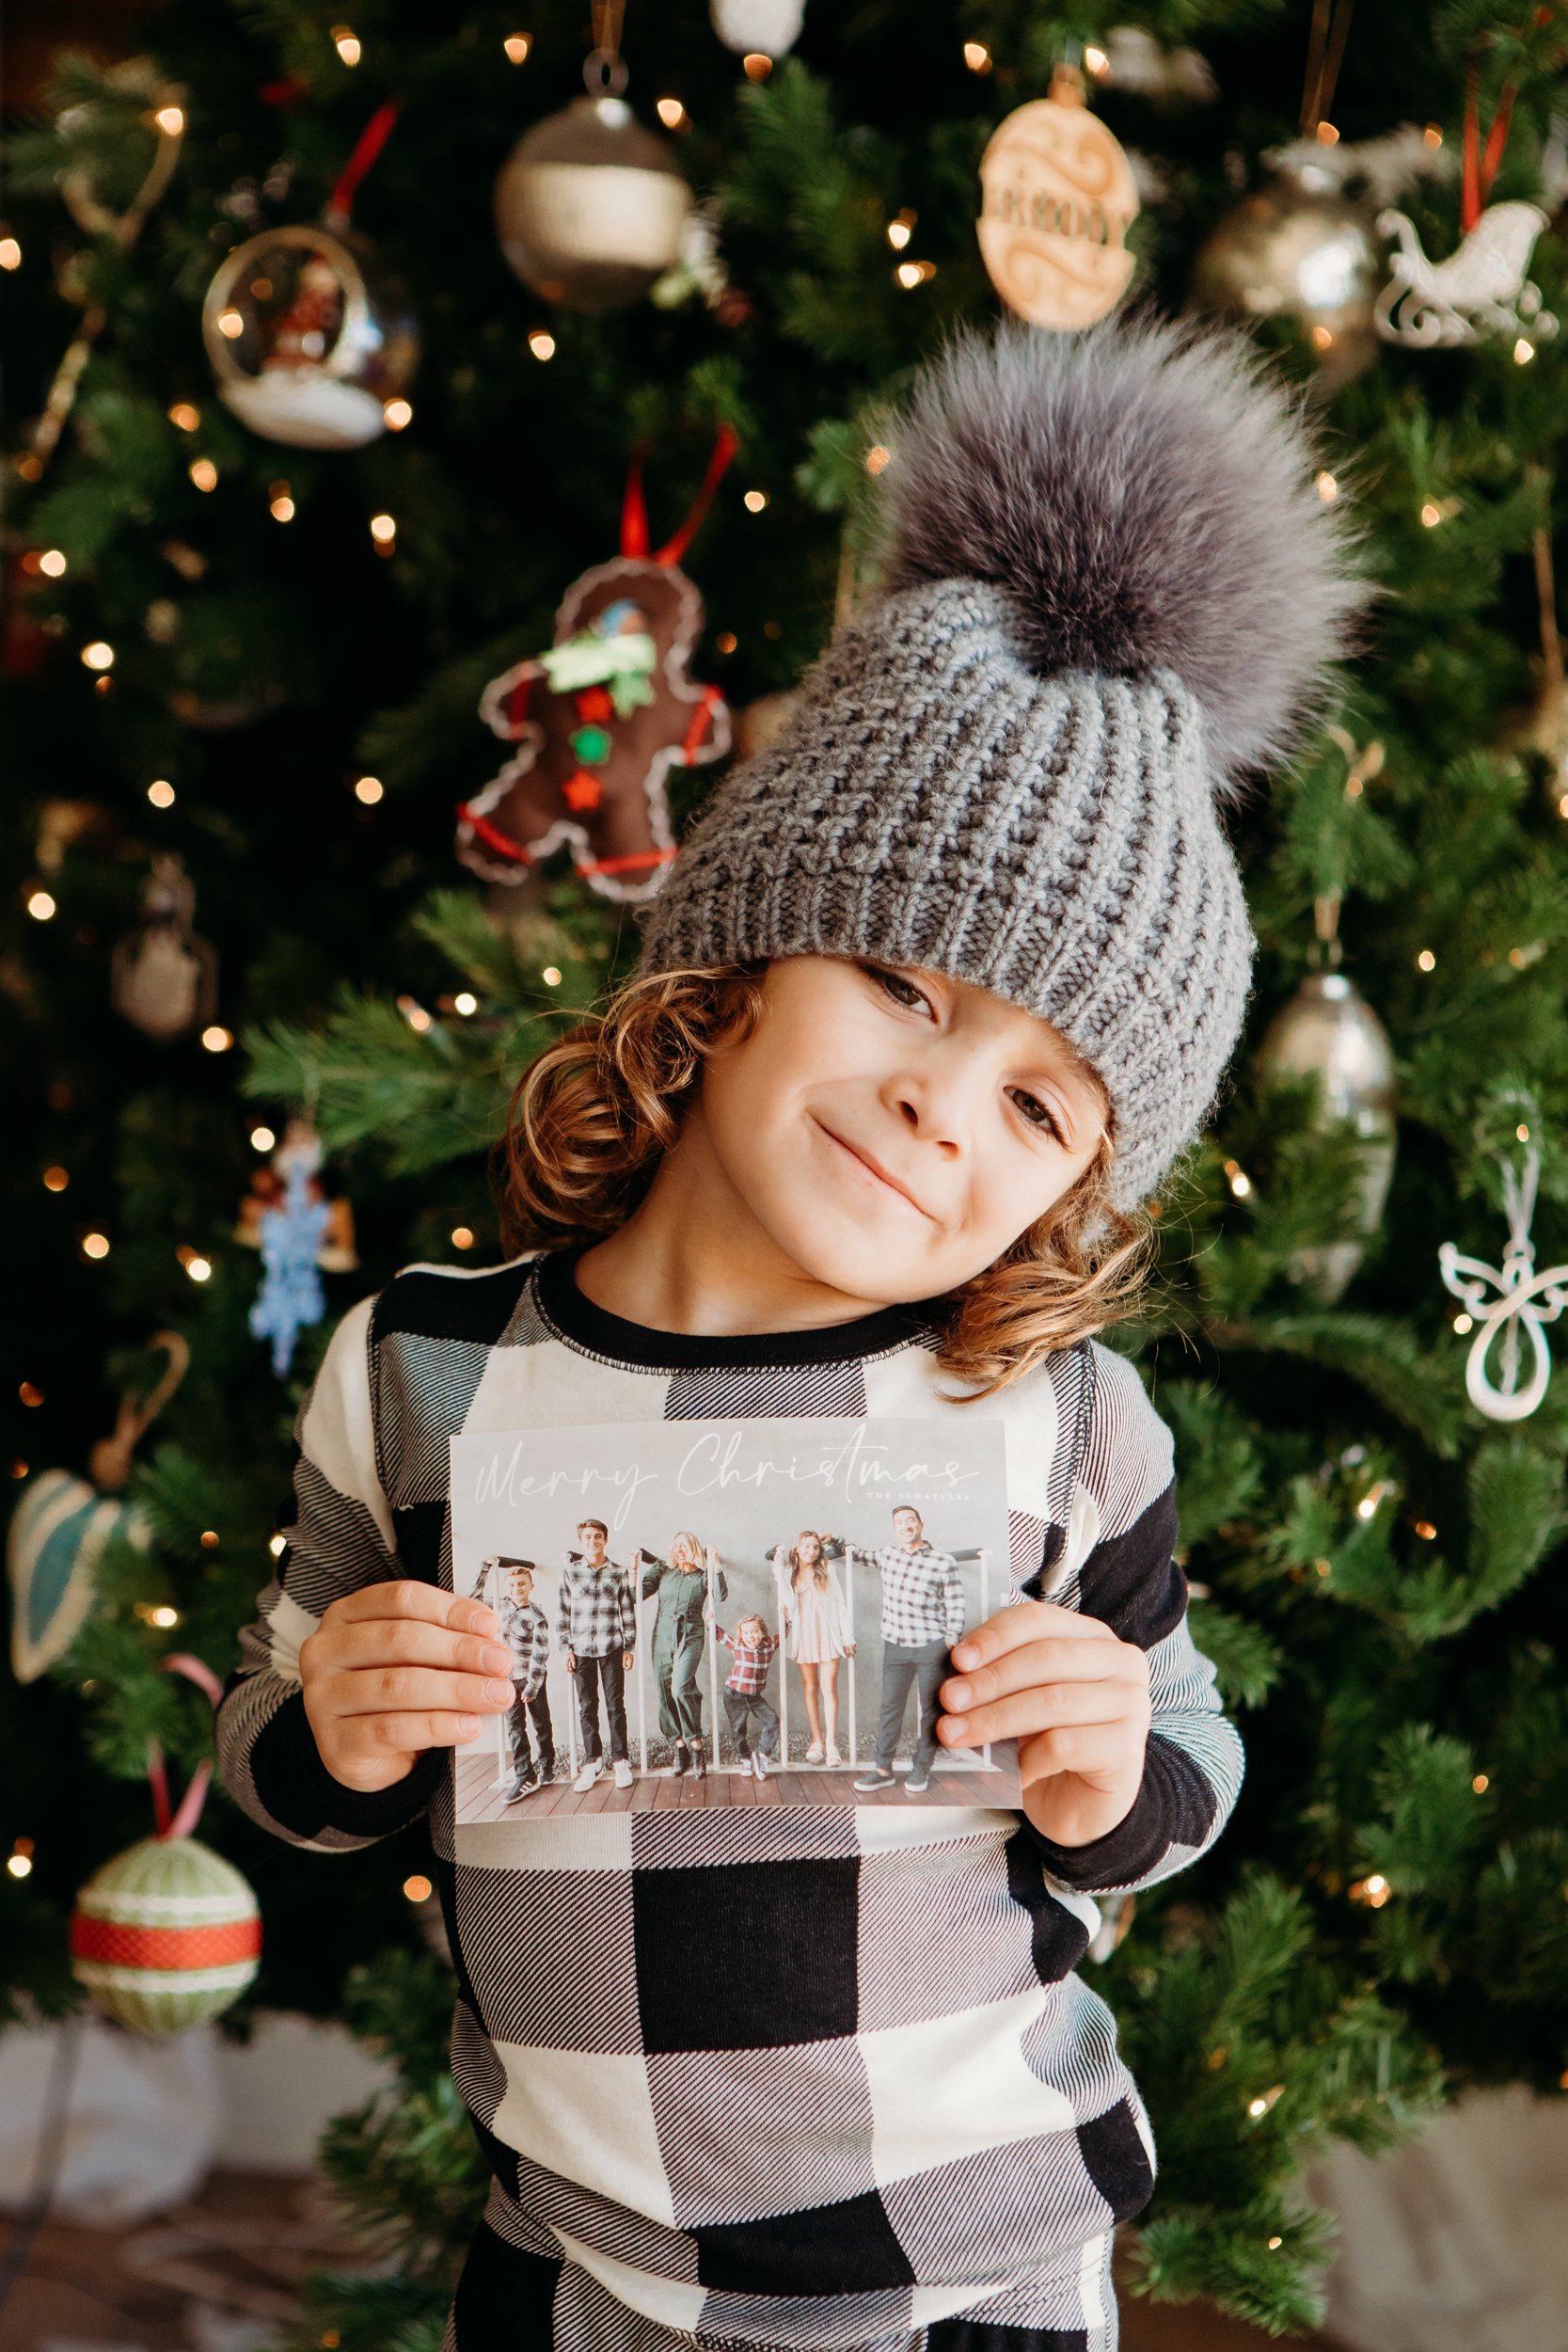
[
  {"left": 1257, "top": 966, "right": 1396, "bottom": 1302},
  {"left": 976, "top": 66, "right": 1139, "bottom": 331},
  {"left": 1191, "top": 159, "right": 1380, "bottom": 385},
  {"left": 496, "top": 53, "right": 691, "bottom": 314}
]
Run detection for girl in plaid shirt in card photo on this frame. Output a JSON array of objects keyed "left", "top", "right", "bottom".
[{"left": 221, "top": 320, "right": 1358, "bottom": 2349}]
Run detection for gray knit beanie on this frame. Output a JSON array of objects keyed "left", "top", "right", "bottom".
[{"left": 639, "top": 316, "right": 1361, "bottom": 1210}]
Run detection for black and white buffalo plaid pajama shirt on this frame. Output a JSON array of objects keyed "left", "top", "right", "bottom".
[{"left": 217, "top": 1247, "right": 1242, "bottom": 2352}]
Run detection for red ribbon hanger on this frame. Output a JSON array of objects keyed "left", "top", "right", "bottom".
[{"left": 621, "top": 424, "right": 740, "bottom": 566}]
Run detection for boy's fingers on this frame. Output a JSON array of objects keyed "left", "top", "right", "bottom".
[
  {"left": 948, "top": 1602, "right": 1108, "bottom": 1673},
  {"left": 941, "top": 1634, "right": 1140, "bottom": 1716},
  {"left": 319, "top": 1618, "right": 512, "bottom": 1678},
  {"left": 326, "top": 1580, "right": 498, "bottom": 1637},
  {"left": 938, "top": 1682, "right": 1141, "bottom": 1749},
  {"left": 325, "top": 1665, "right": 514, "bottom": 1720}
]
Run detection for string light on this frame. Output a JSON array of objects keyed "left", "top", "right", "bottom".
[
  {"left": 542, "top": 965, "right": 562, "bottom": 987},
  {"left": 895, "top": 259, "right": 937, "bottom": 289},
  {"left": 168, "top": 402, "right": 200, "bottom": 431},
  {"left": 886, "top": 208, "right": 917, "bottom": 250},
  {"left": 453, "top": 992, "right": 478, "bottom": 1016},
  {"left": 251, "top": 1125, "right": 276, "bottom": 1152},
  {"left": 332, "top": 24, "right": 362, "bottom": 65},
  {"left": 384, "top": 397, "right": 413, "bottom": 430},
  {"left": 135, "top": 1600, "right": 181, "bottom": 1627},
  {"left": 201, "top": 1025, "right": 234, "bottom": 1053},
  {"left": 154, "top": 103, "right": 185, "bottom": 135},
  {"left": 1413, "top": 1518, "right": 1436, "bottom": 1541},
  {"left": 1246, "top": 2084, "right": 1285, "bottom": 2119},
  {"left": 528, "top": 329, "right": 556, "bottom": 361},
  {"left": 270, "top": 1534, "right": 288, "bottom": 1558},
  {"left": 19, "top": 1382, "right": 44, "bottom": 1407},
  {"left": 182, "top": 1252, "right": 214, "bottom": 1283},
  {"left": 7, "top": 1841, "right": 33, "bottom": 1881},
  {"left": 148, "top": 779, "right": 176, "bottom": 807},
  {"left": 1514, "top": 338, "right": 1535, "bottom": 366},
  {"left": 1419, "top": 501, "right": 1443, "bottom": 528},
  {"left": 1517, "top": 1120, "right": 1532, "bottom": 1140},
  {"left": 269, "top": 485, "right": 295, "bottom": 522},
  {"left": 81, "top": 641, "right": 115, "bottom": 671},
  {"left": 355, "top": 775, "right": 384, "bottom": 804},
  {"left": 1267, "top": 2235, "right": 1284, "bottom": 2251},
  {"left": 1316, "top": 119, "right": 1340, "bottom": 145},
  {"left": 10, "top": 1461, "right": 27, "bottom": 1479},
  {"left": 451, "top": 1226, "right": 475, "bottom": 1250},
  {"left": 1452, "top": 1311, "right": 1473, "bottom": 1334},
  {"left": 742, "top": 53, "right": 771, "bottom": 79},
  {"left": 42, "top": 1167, "right": 69, "bottom": 1193},
  {"left": 963, "top": 40, "right": 992, "bottom": 72},
  {"left": 503, "top": 31, "right": 532, "bottom": 62},
  {"left": 0, "top": 235, "right": 21, "bottom": 271},
  {"left": 1350, "top": 1872, "right": 1391, "bottom": 1907},
  {"left": 200, "top": 1530, "right": 220, "bottom": 1549},
  {"left": 1472, "top": 1772, "right": 1489, "bottom": 1793},
  {"left": 1084, "top": 43, "right": 1109, "bottom": 75},
  {"left": 403, "top": 1874, "right": 433, "bottom": 1902},
  {"left": 1416, "top": 947, "right": 1436, "bottom": 972},
  {"left": 1222, "top": 1158, "right": 1252, "bottom": 1200},
  {"left": 743, "top": 488, "right": 768, "bottom": 513},
  {"left": 865, "top": 446, "right": 891, "bottom": 476},
  {"left": 1424, "top": 123, "right": 1443, "bottom": 147},
  {"left": 715, "top": 631, "right": 737, "bottom": 655},
  {"left": 1314, "top": 1558, "right": 1332, "bottom": 1578},
  {"left": 216, "top": 307, "right": 245, "bottom": 340},
  {"left": 370, "top": 512, "right": 396, "bottom": 550},
  {"left": 81, "top": 1232, "right": 110, "bottom": 1261},
  {"left": 39, "top": 548, "right": 67, "bottom": 577},
  {"left": 190, "top": 458, "right": 218, "bottom": 491},
  {"left": 656, "top": 98, "right": 690, "bottom": 130},
  {"left": 27, "top": 890, "right": 56, "bottom": 921},
  {"left": 397, "top": 993, "right": 433, "bottom": 1033},
  {"left": 1315, "top": 472, "right": 1338, "bottom": 503}
]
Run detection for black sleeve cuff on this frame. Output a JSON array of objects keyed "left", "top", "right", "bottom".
[
  {"left": 249, "top": 1688, "right": 443, "bottom": 1840},
  {"left": 1021, "top": 1732, "right": 1217, "bottom": 1890}
]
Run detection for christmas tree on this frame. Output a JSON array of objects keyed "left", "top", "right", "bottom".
[{"left": 6, "top": 0, "right": 1568, "bottom": 2339}]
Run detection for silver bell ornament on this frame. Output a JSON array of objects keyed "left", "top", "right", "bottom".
[
  {"left": 1191, "top": 157, "right": 1380, "bottom": 385},
  {"left": 495, "top": 48, "right": 691, "bottom": 313},
  {"left": 1257, "top": 967, "right": 1397, "bottom": 1302},
  {"left": 202, "top": 219, "right": 418, "bottom": 450}
]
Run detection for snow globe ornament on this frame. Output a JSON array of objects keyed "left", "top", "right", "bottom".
[
  {"left": 202, "top": 220, "right": 417, "bottom": 450},
  {"left": 495, "top": 50, "right": 690, "bottom": 312}
]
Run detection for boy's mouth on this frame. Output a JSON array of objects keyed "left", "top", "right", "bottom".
[{"left": 813, "top": 1120, "right": 931, "bottom": 1220}]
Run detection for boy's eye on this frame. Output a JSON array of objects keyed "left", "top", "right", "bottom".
[
  {"left": 866, "top": 963, "right": 935, "bottom": 1018},
  {"left": 1007, "top": 1086, "right": 1066, "bottom": 1146}
]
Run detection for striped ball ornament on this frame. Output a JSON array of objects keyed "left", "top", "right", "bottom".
[{"left": 71, "top": 1834, "right": 261, "bottom": 2036}]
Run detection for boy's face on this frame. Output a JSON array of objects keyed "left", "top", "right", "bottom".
[
  {"left": 578, "top": 1524, "right": 608, "bottom": 1565},
  {"left": 505, "top": 1569, "right": 532, "bottom": 1604},
  {"left": 689, "top": 958, "right": 1107, "bottom": 1311}
]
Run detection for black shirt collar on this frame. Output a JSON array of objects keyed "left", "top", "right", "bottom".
[{"left": 533, "top": 1247, "right": 933, "bottom": 1372}]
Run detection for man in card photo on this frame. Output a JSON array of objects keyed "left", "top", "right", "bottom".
[
  {"left": 556, "top": 1518, "right": 637, "bottom": 1791},
  {"left": 854, "top": 1507, "right": 973, "bottom": 1796}
]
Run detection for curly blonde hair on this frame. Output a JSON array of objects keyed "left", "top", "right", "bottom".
[{"left": 499, "top": 966, "right": 1151, "bottom": 1398}]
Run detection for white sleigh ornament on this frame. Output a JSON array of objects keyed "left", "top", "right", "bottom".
[{"left": 1375, "top": 199, "right": 1556, "bottom": 347}]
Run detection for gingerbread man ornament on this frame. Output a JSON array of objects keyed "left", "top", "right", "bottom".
[{"left": 457, "top": 431, "right": 736, "bottom": 904}]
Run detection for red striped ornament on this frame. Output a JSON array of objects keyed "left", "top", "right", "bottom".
[{"left": 71, "top": 1833, "right": 261, "bottom": 2038}]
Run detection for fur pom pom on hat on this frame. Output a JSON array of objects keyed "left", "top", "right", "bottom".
[{"left": 640, "top": 315, "right": 1362, "bottom": 1211}]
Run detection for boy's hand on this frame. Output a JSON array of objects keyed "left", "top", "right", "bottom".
[
  {"left": 936, "top": 1600, "right": 1150, "bottom": 1849},
  {"left": 300, "top": 1580, "right": 514, "bottom": 1794}
]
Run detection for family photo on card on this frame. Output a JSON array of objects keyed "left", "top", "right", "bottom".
[{"left": 449, "top": 1416, "right": 1020, "bottom": 1818}]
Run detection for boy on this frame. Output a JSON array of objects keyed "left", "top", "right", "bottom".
[
  {"left": 714, "top": 1610, "right": 781, "bottom": 1777},
  {"left": 554, "top": 1517, "right": 636, "bottom": 1791},
  {"left": 851, "top": 1506, "right": 977, "bottom": 1796},
  {"left": 488, "top": 1558, "right": 553, "bottom": 1801},
  {"left": 221, "top": 319, "right": 1356, "bottom": 2348}
]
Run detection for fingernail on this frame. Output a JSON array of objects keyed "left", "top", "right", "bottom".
[
  {"left": 471, "top": 1607, "right": 498, "bottom": 1633},
  {"left": 484, "top": 1678, "right": 512, "bottom": 1704},
  {"left": 952, "top": 1645, "right": 977, "bottom": 1670},
  {"left": 457, "top": 1715, "right": 478, "bottom": 1739},
  {"left": 944, "top": 1715, "right": 969, "bottom": 1740},
  {"left": 946, "top": 1682, "right": 971, "bottom": 1708},
  {"left": 482, "top": 1644, "right": 511, "bottom": 1673}
]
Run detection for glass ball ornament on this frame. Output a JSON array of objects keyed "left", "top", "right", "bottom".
[
  {"left": 1256, "top": 969, "right": 1396, "bottom": 1302},
  {"left": 202, "top": 221, "right": 418, "bottom": 450},
  {"left": 709, "top": 0, "right": 805, "bottom": 56},
  {"left": 1191, "top": 160, "right": 1380, "bottom": 386},
  {"left": 495, "top": 65, "right": 691, "bottom": 313}
]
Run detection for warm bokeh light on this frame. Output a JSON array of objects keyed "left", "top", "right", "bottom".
[
  {"left": 148, "top": 779, "right": 176, "bottom": 807},
  {"left": 355, "top": 775, "right": 385, "bottom": 804},
  {"left": 190, "top": 458, "right": 218, "bottom": 491},
  {"left": 201, "top": 1025, "right": 234, "bottom": 1053}
]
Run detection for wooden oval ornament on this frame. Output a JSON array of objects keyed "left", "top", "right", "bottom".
[{"left": 977, "top": 68, "right": 1139, "bottom": 330}]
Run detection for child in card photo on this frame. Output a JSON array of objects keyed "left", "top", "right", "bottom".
[{"left": 218, "top": 319, "right": 1358, "bottom": 2349}]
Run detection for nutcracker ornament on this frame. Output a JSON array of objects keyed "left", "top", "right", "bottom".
[
  {"left": 458, "top": 431, "right": 735, "bottom": 903},
  {"left": 71, "top": 1656, "right": 261, "bottom": 2037}
]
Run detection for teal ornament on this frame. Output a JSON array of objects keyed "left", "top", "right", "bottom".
[
  {"left": 569, "top": 723, "right": 613, "bottom": 765},
  {"left": 8, "top": 1470, "right": 150, "bottom": 1684},
  {"left": 249, "top": 1132, "right": 331, "bottom": 1376}
]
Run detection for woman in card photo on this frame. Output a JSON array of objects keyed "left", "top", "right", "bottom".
[
  {"left": 771, "top": 1532, "right": 855, "bottom": 1766},
  {"left": 640, "top": 1530, "right": 725, "bottom": 1781}
]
